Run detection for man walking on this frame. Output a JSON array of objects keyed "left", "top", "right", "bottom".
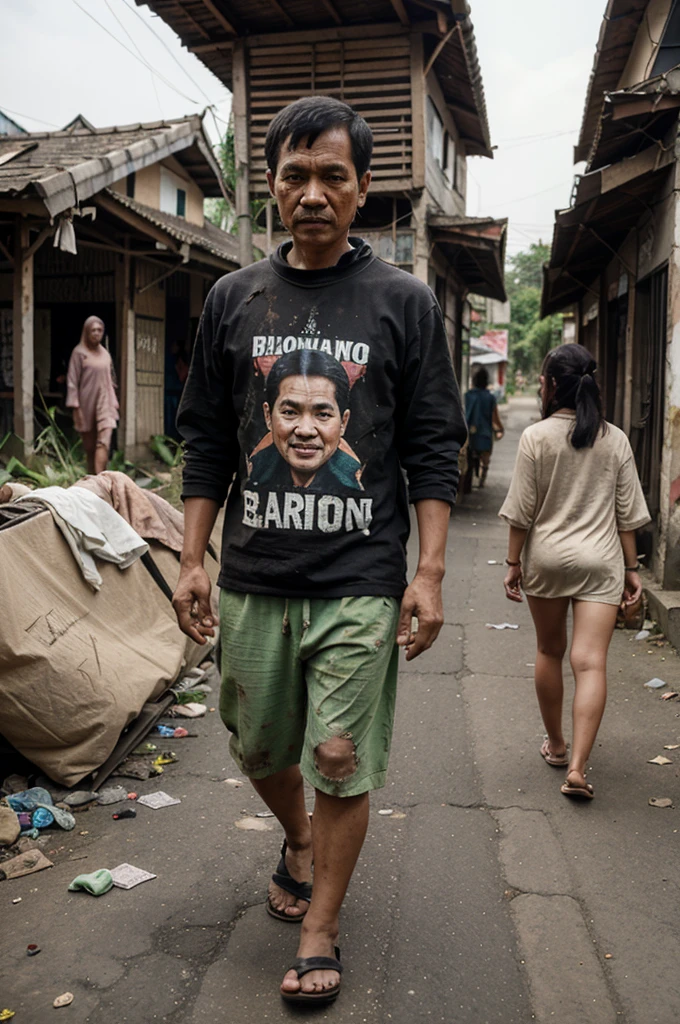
[{"left": 173, "top": 96, "right": 466, "bottom": 1006}]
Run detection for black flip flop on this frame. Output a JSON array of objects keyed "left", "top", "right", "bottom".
[
  {"left": 280, "top": 946, "right": 342, "bottom": 1005},
  {"left": 266, "top": 840, "right": 312, "bottom": 922}
]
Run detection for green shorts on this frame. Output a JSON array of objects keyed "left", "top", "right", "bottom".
[{"left": 218, "top": 589, "right": 400, "bottom": 797}]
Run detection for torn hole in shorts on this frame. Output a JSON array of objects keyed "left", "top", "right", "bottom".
[{"left": 314, "top": 733, "right": 358, "bottom": 782}]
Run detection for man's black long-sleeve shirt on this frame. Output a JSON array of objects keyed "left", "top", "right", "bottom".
[{"left": 178, "top": 239, "right": 467, "bottom": 598}]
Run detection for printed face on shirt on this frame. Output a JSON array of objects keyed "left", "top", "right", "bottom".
[
  {"left": 267, "top": 127, "right": 370, "bottom": 255},
  {"left": 263, "top": 375, "right": 350, "bottom": 487}
]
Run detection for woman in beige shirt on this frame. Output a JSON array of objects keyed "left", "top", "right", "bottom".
[
  {"left": 499, "top": 343, "right": 650, "bottom": 800},
  {"left": 66, "top": 316, "right": 119, "bottom": 475}
]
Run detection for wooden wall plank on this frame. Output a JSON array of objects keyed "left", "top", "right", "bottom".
[{"left": 248, "top": 34, "right": 414, "bottom": 195}]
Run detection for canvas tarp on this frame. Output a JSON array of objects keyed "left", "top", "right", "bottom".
[{"left": 0, "top": 508, "right": 217, "bottom": 787}]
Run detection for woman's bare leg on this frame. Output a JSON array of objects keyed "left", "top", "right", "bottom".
[
  {"left": 93, "top": 429, "right": 112, "bottom": 475},
  {"left": 527, "top": 596, "right": 570, "bottom": 757},
  {"left": 79, "top": 431, "right": 95, "bottom": 475},
  {"left": 94, "top": 443, "right": 109, "bottom": 474},
  {"left": 567, "top": 600, "right": 618, "bottom": 781}
]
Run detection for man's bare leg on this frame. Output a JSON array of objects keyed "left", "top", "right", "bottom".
[
  {"left": 250, "top": 765, "right": 313, "bottom": 919},
  {"left": 281, "top": 787, "right": 369, "bottom": 996}
]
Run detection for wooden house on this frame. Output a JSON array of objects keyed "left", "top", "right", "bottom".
[
  {"left": 0, "top": 113, "right": 239, "bottom": 458},
  {"left": 136, "top": 0, "right": 507, "bottom": 382},
  {"left": 541, "top": 0, "right": 680, "bottom": 604}
]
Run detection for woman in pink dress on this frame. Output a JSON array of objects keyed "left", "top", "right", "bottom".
[{"left": 66, "top": 316, "right": 119, "bottom": 474}]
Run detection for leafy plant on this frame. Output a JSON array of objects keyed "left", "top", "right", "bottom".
[
  {"left": 32, "top": 399, "right": 85, "bottom": 483},
  {"left": 204, "top": 115, "right": 268, "bottom": 235},
  {"left": 0, "top": 399, "right": 86, "bottom": 487},
  {"left": 149, "top": 434, "right": 184, "bottom": 467}
]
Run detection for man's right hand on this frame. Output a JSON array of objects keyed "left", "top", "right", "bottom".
[{"left": 172, "top": 564, "right": 215, "bottom": 645}]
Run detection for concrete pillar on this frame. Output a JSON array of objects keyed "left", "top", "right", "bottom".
[{"left": 12, "top": 219, "right": 34, "bottom": 450}]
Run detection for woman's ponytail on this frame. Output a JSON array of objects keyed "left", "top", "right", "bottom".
[{"left": 541, "top": 344, "right": 606, "bottom": 449}]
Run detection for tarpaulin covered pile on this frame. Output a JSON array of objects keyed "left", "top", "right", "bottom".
[{"left": 0, "top": 475, "right": 218, "bottom": 786}]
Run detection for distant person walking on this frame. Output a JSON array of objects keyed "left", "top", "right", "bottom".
[
  {"left": 499, "top": 343, "right": 650, "bottom": 800},
  {"left": 66, "top": 316, "right": 118, "bottom": 475},
  {"left": 464, "top": 366, "right": 504, "bottom": 489}
]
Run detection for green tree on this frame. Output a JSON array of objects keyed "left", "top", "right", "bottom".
[
  {"left": 205, "top": 118, "right": 267, "bottom": 237},
  {"left": 505, "top": 242, "right": 561, "bottom": 376},
  {"left": 507, "top": 243, "right": 550, "bottom": 293}
]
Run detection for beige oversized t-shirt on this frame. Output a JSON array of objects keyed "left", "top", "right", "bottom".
[{"left": 499, "top": 413, "right": 650, "bottom": 604}]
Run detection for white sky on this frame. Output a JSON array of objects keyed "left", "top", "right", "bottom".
[{"left": 1, "top": 0, "right": 605, "bottom": 260}]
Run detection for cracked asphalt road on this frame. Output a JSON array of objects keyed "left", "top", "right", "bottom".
[{"left": 3, "top": 396, "right": 680, "bottom": 1023}]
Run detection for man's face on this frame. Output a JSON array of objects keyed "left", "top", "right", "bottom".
[
  {"left": 264, "top": 375, "right": 350, "bottom": 486},
  {"left": 267, "top": 127, "right": 370, "bottom": 253}
]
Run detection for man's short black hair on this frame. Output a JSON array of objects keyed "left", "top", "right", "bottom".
[
  {"left": 473, "top": 366, "right": 490, "bottom": 389},
  {"left": 265, "top": 349, "right": 351, "bottom": 413},
  {"left": 265, "top": 96, "right": 373, "bottom": 180}
]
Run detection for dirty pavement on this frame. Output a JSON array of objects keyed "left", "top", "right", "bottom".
[{"left": 2, "top": 394, "right": 679, "bottom": 1023}]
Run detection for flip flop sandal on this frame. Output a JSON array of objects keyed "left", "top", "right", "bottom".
[
  {"left": 280, "top": 946, "right": 342, "bottom": 1005},
  {"left": 560, "top": 778, "right": 594, "bottom": 800},
  {"left": 266, "top": 840, "right": 312, "bottom": 922},
  {"left": 540, "top": 739, "right": 570, "bottom": 767}
]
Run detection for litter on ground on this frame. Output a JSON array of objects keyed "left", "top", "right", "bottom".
[
  {"left": 0, "top": 850, "right": 53, "bottom": 880},
  {"left": 649, "top": 797, "right": 673, "bottom": 808},
  {"left": 68, "top": 869, "right": 113, "bottom": 896},
  {"left": 486, "top": 622, "right": 519, "bottom": 630},
  {"left": 110, "top": 863, "right": 156, "bottom": 889},
  {"left": 136, "top": 791, "right": 181, "bottom": 809},
  {"left": 648, "top": 755, "right": 673, "bottom": 765},
  {"left": 644, "top": 677, "right": 667, "bottom": 689},
  {"left": 170, "top": 702, "right": 207, "bottom": 718},
  {"left": 96, "top": 786, "right": 129, "bottom": 806}
]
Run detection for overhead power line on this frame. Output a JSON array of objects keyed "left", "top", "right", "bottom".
[
  {"left": 104, "top": 0, "right": 163, "bottom": 117},
  {"left": 0, "top": 105, "right": 62, "bottom": 129},
  {"left": 497, "top": 128, "right": 578, "bottom": 145},
  {"left": 119, "top": 0, "right": 215, "bottom": 106},
  {"left": 70, "top": 0, "right": 199, "bottom": 105},
  {"left": 486, "top": 179, "right": 574, "bottom": 209}
]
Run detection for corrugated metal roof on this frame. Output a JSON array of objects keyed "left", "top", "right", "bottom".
[
  {"left": 541, "top": 153, "right": 673, "bottom": 316},
  {"left": 428, "top": 214, "right": 507, "bottom": 300},
  {"left": 574, "top": 0, "right": 649, "bottom": 163},
  {"left": 0, "top": 114, "right": 227, "bottom": 216},
  {"left": 586, "top": 63, "right": 680, "bottom": 170},
  {"left": 101, "top": 189, "right": 240, "bottom": 267}
]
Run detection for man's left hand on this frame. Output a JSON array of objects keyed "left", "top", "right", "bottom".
[{"left": 396, "top": 573, "right": 444, "bottom": 661}]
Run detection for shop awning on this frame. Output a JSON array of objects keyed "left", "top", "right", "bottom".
[
  {"left": 428, "top": 215, "right": 507, "bottom": 301},
  {"left": 586, "top": 66, "right": 680, "bottom": 172},
  {"left": 541, "top": 141, "right": 675, "bottom": 317}
]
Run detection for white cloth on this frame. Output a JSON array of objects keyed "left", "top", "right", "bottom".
[{"left": 17, "top": 486, "right": 148, "bottom": 590}]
